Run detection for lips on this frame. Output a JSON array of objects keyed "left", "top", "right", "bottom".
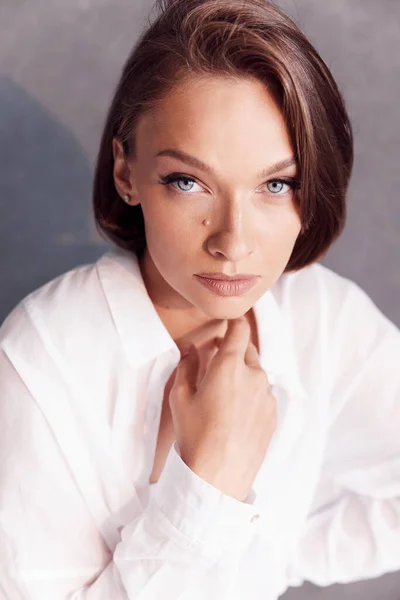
[{"left": 194, "top": 274, "right": 259, "bottom": 296}]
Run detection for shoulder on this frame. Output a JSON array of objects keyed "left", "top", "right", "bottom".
[
  {"left": 0, "top": 251, "right": 131, "bottom": 418},
  {"left": 275, "top": 262, "right": 399, "bottom": 396},
  {"left": 0, "top": 257, "right": 104, "bottom": 350},
  {"left": 273, "top": 260, "right": 393, "bottom": 335},
  {"left": 273, "top": 261, "right": 358, "bottom": 311},
  {"left": 0, "top": 263, "right": 97, "bottom": 344},
  {"left": 271, "top": 262, "right": 363, "bottom": 355}
]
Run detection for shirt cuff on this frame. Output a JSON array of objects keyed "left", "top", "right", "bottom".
[{"left": 152, "top": 440, "right": 261, "bottom": 558}]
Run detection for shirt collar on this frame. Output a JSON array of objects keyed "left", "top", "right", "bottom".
[
  {"left": 97, "top": 246, "right": 309, "bottom": 475},
  {"left": 97, "top": 248, "right": 300, "bottom": 384},
  {"left": 99, "top": 247, "right": 284, "bottom": 365},
  {"left": 97, "top": 247, "right": 179, "bottom": 365}
]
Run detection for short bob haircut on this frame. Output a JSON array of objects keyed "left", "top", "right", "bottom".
[{"left": 92, "top": 0, "right": 354, "bottom": 273}]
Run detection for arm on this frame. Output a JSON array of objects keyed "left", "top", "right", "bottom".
[
  {"left": 0, "top": 342, "right": 259, "bottom": 600},
  {"left": 282, "top": 279, "right": 400, "bottom": 590}
]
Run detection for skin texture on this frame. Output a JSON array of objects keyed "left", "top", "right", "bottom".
[{"left": 112, "top": 75, "right": 302, "bottom": 348}]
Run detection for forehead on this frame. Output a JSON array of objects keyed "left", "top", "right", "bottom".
[{"left": 136, "top": 76, "right": 293, "bottom": 157}]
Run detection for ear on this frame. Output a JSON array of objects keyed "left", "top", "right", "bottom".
[{"left": 112, "top": 137, "right": 140, "bottom": 206}]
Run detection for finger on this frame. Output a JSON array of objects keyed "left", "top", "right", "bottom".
[
  {"left": 183, "top": 319, "right": 226, "bottom": 351},
  {"left": 216, "top": 317, "right": 251, "bottom": 359},
  {"left": 172, "top": 344, "right": 200, "bottom": 398},
  {"left": 244, "top": 340, "right": 261, "bottom": 368},
  {"left": 196, "top": 338, "right": 220, "bottom": 388}
]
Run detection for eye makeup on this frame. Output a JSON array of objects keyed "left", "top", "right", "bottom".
[{"left": 158, "top": 172, "right": 301, "bottom": 197}]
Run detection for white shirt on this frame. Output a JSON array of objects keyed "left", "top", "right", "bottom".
[{"left": 0, "top": 246, "right": 399, "bottom": 600}]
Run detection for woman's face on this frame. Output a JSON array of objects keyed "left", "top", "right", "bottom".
[{"left": 113, "top": 76, "right": 302, "bottom": 325}]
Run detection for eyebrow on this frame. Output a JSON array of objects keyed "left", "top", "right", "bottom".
[{"left": 156, "top": 148, "right": 297, "bottom": 179}]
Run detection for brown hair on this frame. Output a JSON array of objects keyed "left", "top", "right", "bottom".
[{"left": 92, "top": 0, "right": 353, "bottom": 272}]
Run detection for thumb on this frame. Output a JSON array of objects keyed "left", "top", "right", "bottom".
[{"left": 172, "top": 344, "right": 200, "bottom": 398}]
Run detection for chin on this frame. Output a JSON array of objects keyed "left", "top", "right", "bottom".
[{"left": 195, "top": 296, "right": 252, "bottom": 321}]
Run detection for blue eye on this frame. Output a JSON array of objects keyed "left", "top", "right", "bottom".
[
  {"left": 159, "top": 174, "right": 202, "bottom": 193},
  {"left": 159, "top": 173, "right": 301, "bottom": 196},
  {"left": 266, "top": 180, "right": 292, "bottom": 194}
]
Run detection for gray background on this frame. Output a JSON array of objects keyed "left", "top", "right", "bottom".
[{"left": 0, "top": 0, "right": 399, "bottom": 598}]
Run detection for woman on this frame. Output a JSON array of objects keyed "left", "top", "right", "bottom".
[{"left": 0, "top": 0, "right": 399, "bottom": 598}]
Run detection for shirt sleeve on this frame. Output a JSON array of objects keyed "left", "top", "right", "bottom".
[
  {"left": 283, "top": 279, "right": 400, "bottom": 589},
  {"left": 0, "top": 343, "right": 260, "bottom": 600}
]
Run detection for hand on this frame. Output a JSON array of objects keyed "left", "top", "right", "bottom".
[{"left": 169, "top": 317, "right": 277, "bottom": 502}]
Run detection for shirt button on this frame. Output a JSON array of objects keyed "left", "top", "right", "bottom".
[{"left": 250, "top": 513, "right": 260, "bottom": 523}]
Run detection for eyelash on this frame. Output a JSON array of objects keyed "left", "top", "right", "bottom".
[{"left": 158, "top": 172, "right": 301, "bottom": 198}]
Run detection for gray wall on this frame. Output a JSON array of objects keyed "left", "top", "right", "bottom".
[{"left": 0, "top": 1, "right": 399, "bottom": 598}]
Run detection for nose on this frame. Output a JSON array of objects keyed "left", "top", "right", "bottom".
[{"left": 205, "top": 197, "right": 255, "bottom": 261}]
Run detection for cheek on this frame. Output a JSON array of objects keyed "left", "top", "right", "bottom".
[
  {"left": 261, "top": 210, "right": 301, "bottom": 240},
  {"left": 279, "top": 208, "right": 302, "bottom": 241},
  {"left": 142, "top": 202, "right": 177, "bottom": 240},
  {"left": 259, "top": 215, "right": 301, "bottom": 262},
  {"left": 143, "top": 203, "right": 197, "bottom": 256}
]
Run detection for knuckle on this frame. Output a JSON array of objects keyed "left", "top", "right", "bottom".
[
  {"left": 269, "top": 392, "right": 277, "bottom": 408},
  {"left": 171, "top": 382, "right": 185, "bottom": 400},
  {"left": 257, "top": 367, "right": 270, "bottom": 385},
  {"left": 223, "top": 349, "right": 242, "bottom": 363},
  {"left": 253, "top": 368, "right": 265, "bottom": 382},
  {"left": 265, "top": 377, "right": 273, "bottom": 393},
  {"left": 223, "top": 348, "right": 238, "bottom": 357}
]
